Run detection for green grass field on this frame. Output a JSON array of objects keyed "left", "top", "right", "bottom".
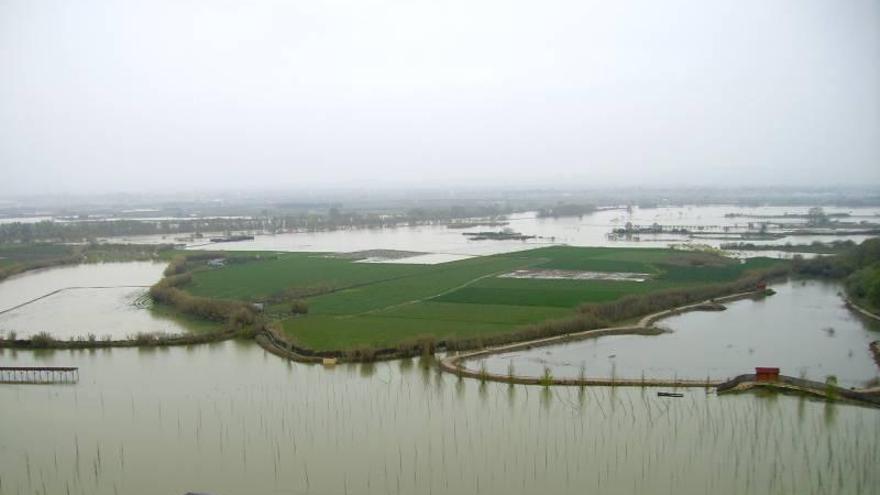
[{"left": 182, "top": 246, "right": 785, "bottom": 351}]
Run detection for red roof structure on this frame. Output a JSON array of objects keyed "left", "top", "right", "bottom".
[{"left": 755, "top": 367, "right": 779, "bottom": 382}]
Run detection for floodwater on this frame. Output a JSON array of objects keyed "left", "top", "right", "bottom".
[
  {"left": 473, "top": 280, "right": 880, "bottom": 388},
  {"left": 91, "top": 205, "right": 880, "bottom": 262},
  {"left": 356, "top": 253, "right": 476, "bottom": 264},
  {"left": 1, "top": 341, "right": 878, "bottom": 495},
  {"left": 0, "top": 262, "right": 202, "bottom": 339},
  {"left": 178, "top": 205, "right": 879, "bottom": 260},
  {"left": 0, "top": 222, "right": 879, "bottom": 493}
]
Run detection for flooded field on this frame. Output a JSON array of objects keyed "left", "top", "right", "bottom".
[
  {"left": 356, "top": 253, "right": 476, "bottom": 264},
  {"left": 472, "top": 280, "right": 880, "bottom": 388},
  {"left": 0, "top": 263, "right": 203, "bottom": 339},
  {"left": 90, "top": 206, "right": 880, "bottom": 262},
  {"left": 1, "top": 341, "right": 878, "bottom": 495},
  {"left": 178, "top": 205, "right": 880, "bottom": 260}
]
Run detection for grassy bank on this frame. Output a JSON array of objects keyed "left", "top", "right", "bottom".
[{"left": 168, "top": 246, "right": 786, "bottom": 355}]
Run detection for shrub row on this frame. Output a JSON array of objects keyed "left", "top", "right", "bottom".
[{"left": 150, "top": 256, "right": 256, "bottom": 325}]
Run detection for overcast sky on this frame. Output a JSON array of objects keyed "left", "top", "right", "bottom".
[{"left": 1, "top": 0, "right": 878, "bottom": 195}]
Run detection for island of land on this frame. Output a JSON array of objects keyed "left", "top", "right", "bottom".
[{"left": 153, "top": 246, "right": 788, "bottom": 357}]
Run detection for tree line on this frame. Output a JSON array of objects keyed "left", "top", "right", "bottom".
[
  {"left": 0, "top": 205, "right": 521, "bottom": 243},
  {"left": 793, "top": 238, "right": 880, "bottom": 311}
]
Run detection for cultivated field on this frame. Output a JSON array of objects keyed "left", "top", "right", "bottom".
[{"left": 181, "top": 246, "right": 784, "bottom": 351}]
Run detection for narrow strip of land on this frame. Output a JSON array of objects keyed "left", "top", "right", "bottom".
[{"left": 845, "top": 298, "right": 880, "bottom": 321}]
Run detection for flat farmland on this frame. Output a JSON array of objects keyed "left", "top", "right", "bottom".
[{"left": 181, "top": 246, "right": 784, "bottom": 351}]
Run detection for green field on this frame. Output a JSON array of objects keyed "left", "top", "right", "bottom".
[{"left": 181, "top": 246, "right": 785, "bottom": 351}]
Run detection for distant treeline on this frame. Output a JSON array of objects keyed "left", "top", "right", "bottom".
[
  {"left": 721, "top": 240, "right": 856, "bottom": 254},
  {"left": 0, "top": 242, "right": 174, "bottom": 282},
  {"left": 536, "top": 203, "right": 597, "bottom": 219},
  {"left": 0, "top": 205, "right": 517, "bottom": 243}
]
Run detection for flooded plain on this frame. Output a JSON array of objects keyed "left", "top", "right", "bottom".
[
  {"left": 1, "top": 341, "right": 879, "bottom": 495},
  {"left": 472, "top": 280, "right": 880, "bottom": 388},
  {"left": 0, "top": 262, "right": 203, "bottom": 339},
  {"left": 0, "top": 206, "right": 878, "bottom": 494},
  {"left": 92, "top": 205, "right": 880, "bottom": 261}
]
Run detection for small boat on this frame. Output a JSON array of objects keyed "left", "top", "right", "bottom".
[{"left": 657, "top": 392, "right": 683, "bottom": 398}]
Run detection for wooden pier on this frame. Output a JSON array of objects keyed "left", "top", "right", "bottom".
[{"left": 0, "top": 366, "right": 79, "bottom": 384}]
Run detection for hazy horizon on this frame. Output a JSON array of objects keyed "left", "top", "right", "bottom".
[{"left": 2, "top": 0, "right": 879, "bottom": 195}]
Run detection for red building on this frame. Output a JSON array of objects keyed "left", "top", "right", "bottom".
[{"left": 755, "top": 367, "right": 780, "bottom": 382}]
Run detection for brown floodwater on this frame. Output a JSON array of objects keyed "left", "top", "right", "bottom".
[
  {"left": 0, "top": 226, "right": 878, "bottom": 494},
  {"left": 0, "top": 262, "right": 205, "bottom": 339},
  {"left": 1, "top": 336, "right": 878, "bottom": 495}
]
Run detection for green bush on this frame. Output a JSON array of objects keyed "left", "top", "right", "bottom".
[
  {"left": 290, "top": 300, "right": 309, "bottom": 315},
  {"left": 134, "top": 332, "right": 159, "bottom": 345},
  {"left": 31, "top": 332, "right": 56, "bottom": 348},
  {"left": 345, "top": 346, "right": 376, "bottom": 362}
]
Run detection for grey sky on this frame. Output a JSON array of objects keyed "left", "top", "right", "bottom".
[{"left": 1, "top": 0, "right": 878, "bottom": 195}]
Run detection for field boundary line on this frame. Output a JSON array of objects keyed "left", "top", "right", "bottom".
[{"left": 339, "top": 258, "right": 551, "bottom": 319}]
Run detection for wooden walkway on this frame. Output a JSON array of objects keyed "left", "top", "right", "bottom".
[{"left": 0, "top": 366, "right": 79, "bottom": 384}]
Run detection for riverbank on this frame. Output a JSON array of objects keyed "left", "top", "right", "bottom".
[{"left": 845, "top": 298, "right": 880, "bottom": 322}]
